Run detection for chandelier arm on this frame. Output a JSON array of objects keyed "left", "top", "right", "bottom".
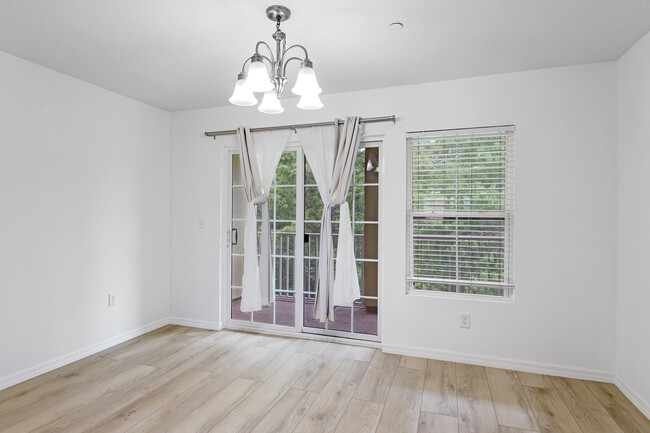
[
  {"left": 255, "top": 41, "right": 276, "bottom": 64},
  {"left": 239, "top": 57, "right": 251, "bottom": 74},
  {"left": 281, "top": 57, "right": 304, "bottom": 77},
  {"left": 283, "top": 44, "right": 309, "bottom": 60}
]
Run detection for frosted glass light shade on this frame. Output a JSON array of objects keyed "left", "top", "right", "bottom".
[
  {"left": 291, "top": 66, "right": 322, "bottom": 96},
  {"left": 229, "top": 78, "right": 258, "bottom": 106},
  {"left": 297, "top": 93, "right": 323, "bottom": 110},
  {"left": 258, "top": 91, "right": 284, "bottom": 114},
  {"left": 245, "top": 60, "right": 273, "bottom": 92}
]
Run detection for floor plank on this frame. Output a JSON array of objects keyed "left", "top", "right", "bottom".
[
  {"left": 523, "top": 386, "right": 583, "bottom": 433},
  {"left": 293, "top": 338, "right": 329, "bottom": 355},
  {"left": 376, "top": 366, "right": 425, "bottom": 433},
  {"left": 293, "top": 359, "right": 369, "bottom": 433},
  {"left": 498, "top": 427, "right": 539, "bottom": 433},
  {"left": 515, "top": 372, "right": 555, "bottom": 389},
  {"left": 485, "top": 367, "right": 539, "bottom": 431},
  {"left": 123, "top": 346, "right": 273, "bottom": 433},
  {"left": 41, "top": 367, "right": 210, "bottom": 433},
  {"left": 584, "top": 381, "right": 650, "bottom": 433},
  {"left": 400, "top": 355, "right": 427, "bottom": 370},
  {"left": 457, "top": 374, "right": 500, "bottom": 433},
  {"left": 250, "top": 388, "right": 319, "bottom": 433},
  {"left": 292, "top": 342, "right": 350, "bottom": 392},
  {"left": 421, "top": 359, "right": 457, "bottom": 417},
  {"left": 0, "top": 356, "right": 115, "bottom": 418},
  {"left": 166, "top": 378, "right": 260, "bottom": 433},
  {"left": 210, "top": 352, "right": 315, "bottom": 433},
  {"left": 456, "top": 363, "right": 488, "bottom": 380},
  {"left": 550, "top": 376, "right": 625, "bottom": 433},
  {"left": 417, "top": 412, "right": 458, "bottom": 433},
  {"left": 346, "top": 346, "right": 377, "bottom": 362},
  {"left": 240, "top": 339, "right": 301, "bottom": 382},
  {"left": 2, "top": 365, "right": 156, "bottom": 433},
  {"left": 87, "top": 370, "right": 221, "bottom": 433},
  {"left": 334, "top": 398, "right": 383, "bottom": 433},
  {"left": 354, "top": 350, "right": 400, "bottom": 404}
]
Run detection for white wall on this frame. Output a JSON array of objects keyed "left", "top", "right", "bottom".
[
  {"left": 171, "top": 62, "right": 618, "bottom": 377},
  {"left": 616, "top": 31, "right": 650, "bottom": 415},
  {"left": 0, "top": 51, "right": 171, "bottom": 386}
]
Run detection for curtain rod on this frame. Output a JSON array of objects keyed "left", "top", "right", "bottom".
[{"left": 204, "top": 115, "right": 396, "bottom": 138}]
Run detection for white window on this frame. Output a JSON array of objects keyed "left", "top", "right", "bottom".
[{"left": 406, "top": 126, "right": 515, "bottom": 298}]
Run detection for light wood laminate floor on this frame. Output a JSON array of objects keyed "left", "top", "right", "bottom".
[{"left": 1, "top": 325, "right": 649, "bottom": 433}]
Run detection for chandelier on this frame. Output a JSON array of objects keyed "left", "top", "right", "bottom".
[{"left": 228, "top": 5, "right": 322, "bottom": 114}]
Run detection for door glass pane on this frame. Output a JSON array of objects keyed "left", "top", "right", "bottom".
[
  {"left": 355, "top": 223, "right": 378, "bottom": 260},
  {"left": 231, "top": 255, "right": 244, "bottom": 287},
  {"left": 304, "top": 186, "right": 322, "bottom": 221},
  {"left": 275, "top": 152, "right": 297, "bottom": 185},
  {"left": 355, "top": 261, "right": 378, "bottom": 335},
  {"left": 253, "top": 308, "right": 273, "bottom": 324},
  {"left": 354, "top": 298, "right": 378, "bottom": 335},
  {"left": 329, "top": 306, "right": 351, "bottom": 332},
  {"left": 232, "top": 151, "right": 297, "bottom": 328},
  {"left": 275, "top": 295, "right": 295, "bottom": 327},
  {"left": 275, "top": 186, "right": 296, "bottom": 220},
  {"left": 231, "top": 288, "right": 250, "bottom": 322},
  {"left": 354, "top": 147, "right": 380, "bottom": 184},
  {"left": 232, "top": 220, "right": 245, "bottom": 255},
  {"left": 232, "top": 188, "right": 247, "bottom": 220},
  {"left": 355, "top": 185, "right": 378, "bottom": 222},
  {"left": 232, "top": 154, "right": 244, "bottom": 186},
  {"left": 253, "top": 151, "right": 297, "bottom": 327},
  {"left": 303, "top": 145, "right": 380, "bottom": 339},
  {"left": 303, "top": 295, "right": 325, "bottom": 329}
]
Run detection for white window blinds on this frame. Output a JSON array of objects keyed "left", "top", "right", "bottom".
[{"left": 406, "top": 126, "right": 515, "bottom": 297}]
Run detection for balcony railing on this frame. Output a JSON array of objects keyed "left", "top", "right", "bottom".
[{"left": 272, "top": 231, "right": 366, "bottom": 299}]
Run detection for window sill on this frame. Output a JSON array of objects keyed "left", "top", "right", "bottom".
[{"left": 406, "top": 289, "right": 514, "bottom": 304}]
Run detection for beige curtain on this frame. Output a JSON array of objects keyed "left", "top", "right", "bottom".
[
  {"left": 237, "top": 127, "right": 291, "bottom": 312},
  {"left": 299, "top": 117, "right": 362, "bottom": 322}
]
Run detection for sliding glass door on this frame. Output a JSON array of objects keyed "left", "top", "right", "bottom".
[{"left": 227, "top": 143, "right": 380, "bottom": 342}]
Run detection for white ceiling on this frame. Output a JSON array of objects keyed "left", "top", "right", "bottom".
[{"left": 1, "top": 0, "right": 649, "bottom": 112}]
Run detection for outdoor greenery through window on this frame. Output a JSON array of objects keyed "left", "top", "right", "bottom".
[{"left": 406, "top": 126, "right": 515, "bottom": 298}]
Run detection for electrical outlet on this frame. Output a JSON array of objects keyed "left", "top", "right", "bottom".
[
  {"left": 460, "top": 313, "right": 470, "bottom": 329},
  {"left": 108, "top": 294, "right": 116, "bottom": 307}
]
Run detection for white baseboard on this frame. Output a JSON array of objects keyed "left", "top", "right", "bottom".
[
  {"left": 382, "top": 343, "right": 615, "bottom": 383},
  {"left": 615, "top": 376, "right": 650, "bottom": 420},
  {"left": 169, "top": 316, "right": 222, "bottom": 331},
  {"left": 0, "top": 318, "right": 169, "bottom": 392}
]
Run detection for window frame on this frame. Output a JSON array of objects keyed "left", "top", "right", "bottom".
[{"left": 406, "top": 125, "right": 515, "bottom": 300}]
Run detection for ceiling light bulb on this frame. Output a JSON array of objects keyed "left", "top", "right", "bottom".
[
  {"left": 258, "top": 91, "right": 284, "bottom": 114},
  {"left": 297, "top": 93, "right": 323, "bottom": 110},
  {"left": 291, "top": 60, "right": 322, "bottom": 96},
  {"left": 229, "top": 74, "right": 258, "bottom": 106},
  {"left": 245, "top": 57, "right": 274, "bottom": 92}
]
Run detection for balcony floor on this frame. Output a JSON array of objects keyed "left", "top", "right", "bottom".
[{"left": 231, "top": 297, "right": 378, "bottom": 336}]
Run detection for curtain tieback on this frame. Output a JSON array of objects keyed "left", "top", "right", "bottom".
[{"left": 251, "top": 193, "right": 268, "bottom": 206}]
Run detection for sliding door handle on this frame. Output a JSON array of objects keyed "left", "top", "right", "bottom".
[{"left": 232, "top": 228, "right": 238, "bottom": 246}]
